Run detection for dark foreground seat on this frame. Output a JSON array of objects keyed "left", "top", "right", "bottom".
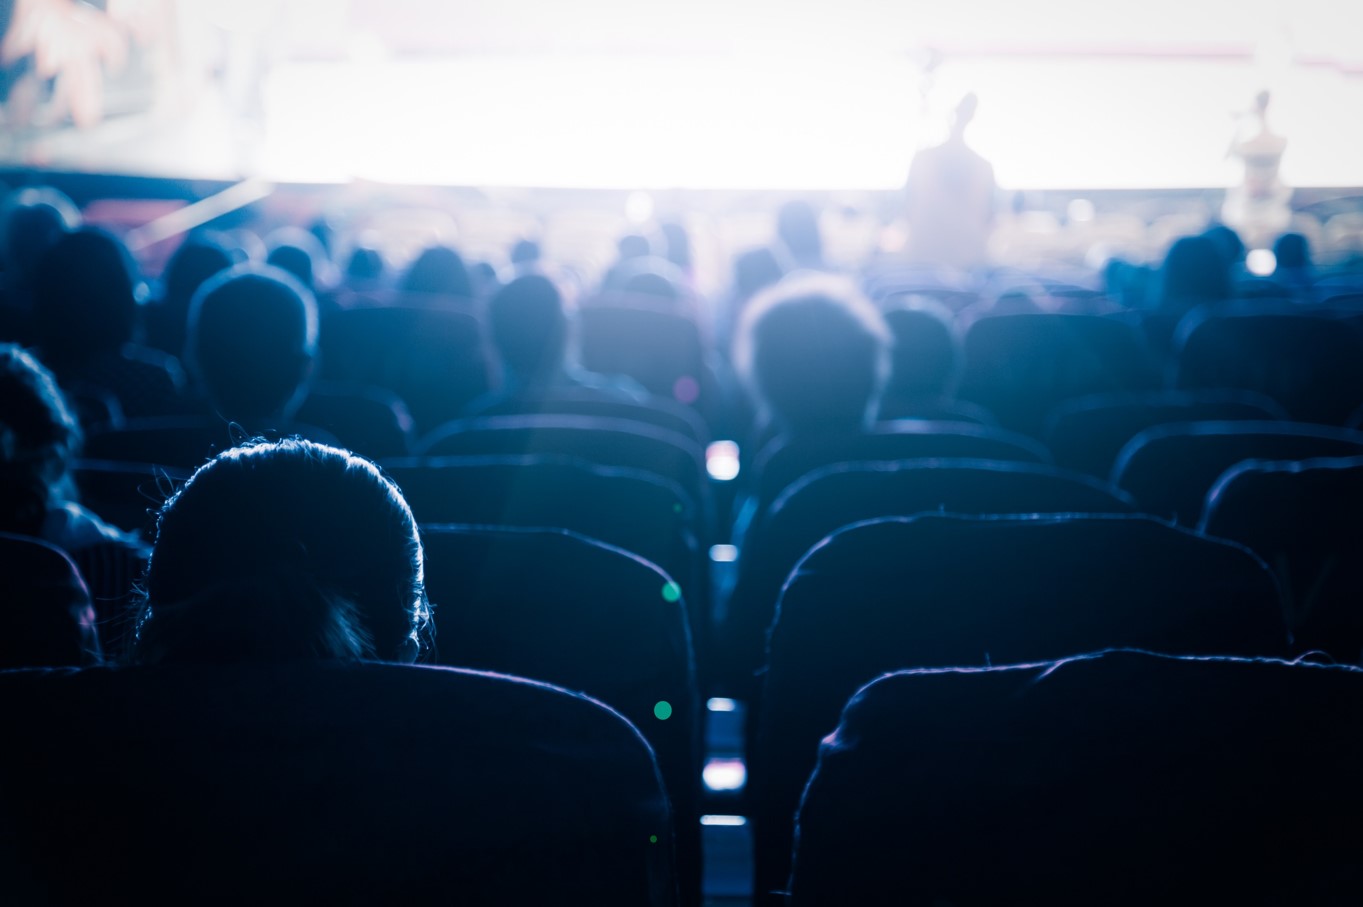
[
  {"left": 420, "top": 525, "right": 702, "bottom": 905},
  {"left": 750, "top": 513, "right": 1287, "bottom": 904},
  {"left": 0, "top": 662, "right": 677, "bottom": 905},
  {"left": 1203, "top": 455, "right": 1363, "bottom": 663},
  {"left": 0, "top": 533, "right": 99, "bottom": 668},
  {"left": 791, "top": 650, "right": 1363, "bottom": 906}
]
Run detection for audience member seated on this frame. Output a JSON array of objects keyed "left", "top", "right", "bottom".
[
  {"left": 401, "top": 243, "right": 473, "bottom": 301},
  {"left": 144, "top": 233, "right": 235, "bottom": 358},
  {"left": 0, "top": 532, "right": 100, "bottom": 667},
  {"left": 775, "top": 199, "right": 826, "bottom": 271},
  {"left": 0, "top": 344, "right": 147, "bottom": 644},
  {"left": 130, "top": 438, "right": 430, "bottom": 665},
  {"left": 31, "top": 227, "right": 186, "bottom": 419},
  {"left": 0, "top": 186, "right": 81, "bottom": 345},
  {"left": 467, "top": 273, "right": 648, "bottom": 414}
]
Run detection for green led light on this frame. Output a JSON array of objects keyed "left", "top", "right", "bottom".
[
  {"left": 661, "top": 582, "right": 681, "bottom": 603},
  {"left": 654, "top": 701, "right": 673, "bottom": 721}
]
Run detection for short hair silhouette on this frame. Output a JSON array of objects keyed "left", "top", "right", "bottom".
[
  {"left": 344, "top": 245, "right": 386, "bottom": 283},
  {"left": 32, "top": 227, "right": 140, "bottom": 366},
  {"left": 1273, "top": 232, "right": 1310, "bottom": 270},
  {"left": 402, "top": 244, "right": 472, "bottom": 299},
  {"left": 132, "top": 438, "right": 429, "bottom": 665},
  {"left": 1159, "top": 235, "right": 1231, "bottom": 309},
  {"left": 487, "top": 273, "right": 568, "bottom": 381},
  {"left": 0, "top": 187, "right": 81, "bottom": 284},
  {"left": 151, "top": 235, "right": 234, "bottom": 355},
  {"left": 736, "top": 274, "right": 891, "bottom": 434},
  {"left": 265, "top": 227, "right": 329, "bottom": 292},
  {"left": 883, "top": 302, "right": 961, "bottom": 399},
  {"left": 187, "top": 265, "right": 318, "bottom": 424},
  {"left": 510, "top": 238, "right": 542, "bottom": 266},
  {"left": 0, "top": 344, "right": 82, "bottom": 536}
]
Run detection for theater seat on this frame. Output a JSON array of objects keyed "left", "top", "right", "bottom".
[
  {"left": 0, "top": 662, "right": 677, "bottom": 905},
  {"left": 0, "top": 533, "right": 100, "bottom": 668},
  {"left": 466, "top": 386, "right": 709, "bottom": 445},
  {"left": 750, "top": 513, "right": 1286, "bottom": 904},
  {"left": 719, "top": 458, "right": 1136, "bottom": 694},
  {"left": 1111, "top": 420, "right": 1363, "bottom": 523},
  {"left": 791, "top": 650, "right": 1363, "bottom": 906},
  {"left": 1044, "top": 389, "right": 1288, "bottom": 479},
  {"left": 419, "top": 525, "right": 702, "bottom": 905},
  {"left": 1202, "top": 455, "right": 1363, "bottom": 663},
  {"left": 1175, "top": 306, "right": 1363, "bottom": 425}
]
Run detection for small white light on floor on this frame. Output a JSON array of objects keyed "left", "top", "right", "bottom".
[
  {"left": 1246, "top": 248, "right": 1276, "bottom": 276},
  {"left": 706, "top": 441, "right": 741, "bottom": 481},
  {"left": 707, "top": 697, "right": 737, "bottom": 712},
  {"left": 700, "top": 814, "right": 748, "bottom": 826},
  {"left": 703, "top": 760, "right": 747, "bottom": 792},
  {"left": 709, "top": 544, "right": 738, "bottom": 563}
]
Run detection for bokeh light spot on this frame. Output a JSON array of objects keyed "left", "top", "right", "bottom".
[
  {"left": 673, "top": 374, "right": 700, "bottom": 404},
  {"left": 661, "top": 581, "right": 682, "bottom": 603},
  {"left": 654, "top": 700, "right": 673, "bottom": 720}
]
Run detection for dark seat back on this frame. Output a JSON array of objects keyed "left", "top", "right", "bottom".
[
  {"left": 1202, "top": 455, "right": 1363, "bottom": 662},
  {"left": 419, "top": 526, "right": 700, "bottom": 904},
  {"left": 1175, "top": 308, "right": 1363, "bottom": 425},
  {"left": 753, "top": 421, "right": 1049, "bottom": 509},
  {"left": 1044, "top": 389, "right": 1288, "bottom": 478},
  {"left": 752, "top": 513, "right": 1286, "bottom": 901},
  {"left": 418, "top": 415, "right": 708, "bottom": 516},
  {"left": 958, "top": 313, "right": 1159, "bottom": 436},
  {"left": 0, "top": 662, "right": 677, "bottom": 905},
  {"left": 469, "top": 387, "right": 709, "bottom": 444},
  {"left": 71, "top": 459, "right": 189, "bottom": 537},
  {"left": 578, "top": 303, "right": 718, "bottom": 416},
  {"left": 1111, "top": 420, "right": 1363, "bottom": 523},
  {"left": 0, "top": 533, "right": 99, "bottom": 668},
  {"left": 295, "top": 380, "right": 415, "bottom": 459},
  {"left": 720, "top": 459, "right": 1136, "bottom": 691},
  {"left": 791, "top": 650, "right": 1363, "bottom": 906}
]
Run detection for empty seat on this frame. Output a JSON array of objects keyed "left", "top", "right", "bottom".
[
  {"left": 751, "top": 421, "right": 1049, "bottom": 511},
  {"left": 0, "top": 533, "right": 100, "bottom": 668},
  {"left": 0, "top": 662, "right": 676, "bottom": 904},
  {"left": 318, "top": 306, "right": 492, "bottom": 432},
  {"left": 418, "top": 415, "right": 708, "bottom": 520},
  {"left": 958, "top": 313, "right": 1160, "bottom": 436},
  {"left": 419, "top": 526, "right": 700, "bottom": 905},
  {"left": 790, "top": 650, "right": 1363, "bottom": 906},
  {"left": 1111, "top": 421, "right": 1363, "bottom": 523},
  {"left": 1175, "top": 307, "right": 1363, "bottom": 425},
  {"left": 720, "top": 459, "right": 1136, "bottom": 693},
  {"left": 1045, "top": 389, "right": 1288, "bottom": 478},
  {"left": 751, "top": 513, "right": 1286, "bottom": 902},
  {"left": 382, "top": 455, "right": 709, "bottom": 670},
  {"left": 294, "top": 381, "right": 415, "bottom": 459},
  {"left": 1202, "top": 455, "right": 1363, "bottom": 662},
  {"left": 466, "top": 386, "right": 709, "bottom": 445}
]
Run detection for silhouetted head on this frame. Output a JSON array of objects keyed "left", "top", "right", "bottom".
[
  {"left": 154, "top": 235, "right": 234, "bottom": 355},
  {"left": 344, "top": 244, "right": 385, "bottom": 283},
  {"left": 510, "top": 239, "right": 542, "bottom": 266},
  {"left": 659, "top": 221, "right": 692, "bottom": 270},
  {"left": 1159, "top": 235, "right": 1231, "bottom": 309},
  {"left": 733, "top": 246, "right": 785, "bottom": 302},
  {"left": 1273, "top": 232, "right": 1310, "bottom": 271},
  {"left": 617, "top": 234, "right": 652, "bottom": 260},
  {"left": 265, "top": 227, "right": 330, "bottom": 292},
  {"left": 1201, "top": 224, "right": 1245, "bottom": 268},
  {"left": 735, "top": 274, "right": 891, "bottom": 435},
  {"left": 883, "top": 302, "right": 961, "bottom": 398},
  {"left": 0, "top": 344, "right": 81, "bottom": 536},
  {"left": 777, "top": 200, "right": 823, "bottom": 268},
  {"left": 488, "top": 274, "right": 568, "bottom": 381},
  {"left": 187, "top": 265, "right": 318, "bottom": 424},
  {"left": 402, "top": 244, "right": 472, "bottom": 299},
  {"left": 133, "top": 439, "right": 429, "bottom": 665},
  {"left": 32, "top": 228, "right": 140, "bottom": 365},
  {"left": 0, "top": 187, "right": 81, "bottom": 287}
]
